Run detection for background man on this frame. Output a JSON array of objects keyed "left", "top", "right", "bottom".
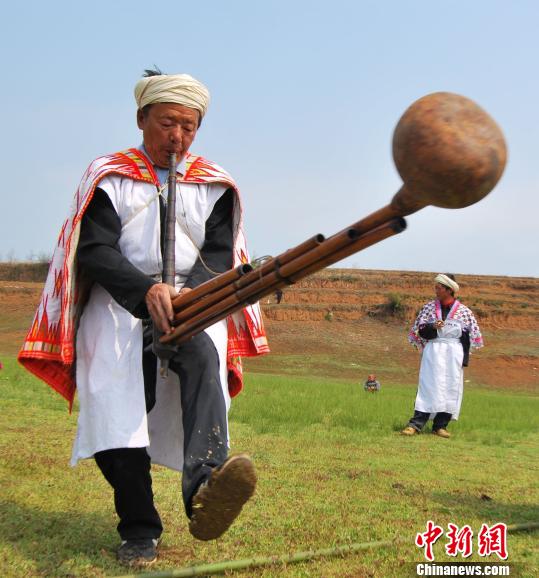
[
  {"left": 401, "top": 274, "right": 483, "bottom": 438},
  {"left": 364, "top": 373, "right": 381, "bottom": 392},
  {"left": 19, "top": 69, "right": 269, "bottom": 568}
]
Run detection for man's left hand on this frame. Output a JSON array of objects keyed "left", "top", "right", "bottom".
[{"left": 145, "top": 283, "right": 179, "bottom": 334}]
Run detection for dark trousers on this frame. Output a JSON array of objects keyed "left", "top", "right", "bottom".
[
  {"left": 95, "top": 331, "right": 228, "bottom": 540},
  {"left": 408, "top": 410, "right": 452, "bottom": 432}
]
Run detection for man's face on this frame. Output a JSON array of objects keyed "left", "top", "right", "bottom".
[
  {"left": 435, "top": 283, "right": 452, "bottom": 301},
  {"left": 137, "top": 103, "right": 200, "bottom": 168}
]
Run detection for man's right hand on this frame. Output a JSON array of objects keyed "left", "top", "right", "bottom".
[{"left": 145, "top": 283, "right": 178, "bottom": 334}]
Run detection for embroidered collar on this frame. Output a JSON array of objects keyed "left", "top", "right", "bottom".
[{"left": 435, "top": 299, "right": 460, "bottom": 320}]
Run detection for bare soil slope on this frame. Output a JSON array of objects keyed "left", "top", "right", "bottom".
[
  {"left": 1, "top": 265, "right": 537, "bottom": 391},
  {"left": 250, "top": 269, "right": 539, "bottom": 392}
]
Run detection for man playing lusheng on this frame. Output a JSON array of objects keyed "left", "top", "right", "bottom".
[
  {"left": 19, "top": 69, "right": 269, "bottom": 567},
  {"left": 401, "top": 274, "right": 483, "bottom": 438}
]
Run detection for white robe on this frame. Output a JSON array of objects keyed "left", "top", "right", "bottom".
[
  {"left": 71, "top": 174, "right": 231, "bottom": 470},
  {"left": 414, "top": 318, "right": 465, "bottom": 419}
]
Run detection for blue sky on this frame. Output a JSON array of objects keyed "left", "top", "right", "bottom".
[{"left": 1, "top": 0, "right": 537, "bottom": 276}]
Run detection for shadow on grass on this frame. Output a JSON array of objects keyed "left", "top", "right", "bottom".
[
  {"left": 0, "top": 500, "right": 118, "bottom": 574},
  {"left": 431, "top": 492, "right": 539, "bottom": 526}
]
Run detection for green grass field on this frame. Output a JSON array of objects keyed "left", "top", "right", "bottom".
[{"left": 1, "top": 357, "right": 538, "bottom": 577}]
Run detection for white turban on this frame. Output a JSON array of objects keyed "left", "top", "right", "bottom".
[
  {"left": 435, "top": 274, "right": 459, "bottom": 294},
  {"left": 134, "top": 74, "right": 210, "bottom": 118}
]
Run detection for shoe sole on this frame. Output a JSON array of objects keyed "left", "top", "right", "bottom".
[{"left": 189, "top": 454, "right": 257, "bottom": 541}]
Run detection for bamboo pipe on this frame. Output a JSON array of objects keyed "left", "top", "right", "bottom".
[
  {"left": 171, "top": 263, "right": 253, "bottom": 311},
  {"left": 287, "top": 218, "right": 406, "bottom": 283},
  {"left": 239, "top": 220, "right": 405, "bottom": 305},
  {"left": 152, "top": 152, "right": 178, "bottom": 377},
  {"left": 234, "top": 235, "right": 325, "bottom": 288},
  {"left": 162, "top": 152, "right": 177, "bottom": 286},
  {"left": 162, "top": 220, "right": 402, "bottom": 345},
  {"left": 240, "top": 219, "right": 405, "bottom": 303},
  {"left": 171, "top": 226, "right": 371, "bottom": 329},
  {"left": 173, "top": 235, "right": 324, "bottom": 324},
  {"left": 172, "top": 233, "right": 346, "bottom": 326}
]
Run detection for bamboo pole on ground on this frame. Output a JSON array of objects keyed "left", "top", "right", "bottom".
[
  {"left": 114, "top": 538, "right": 400, "bottom": 578},
  {"left": 113, "top": 523, "right": 539, "bottom": 578}
]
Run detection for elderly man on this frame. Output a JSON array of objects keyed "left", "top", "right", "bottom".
[
  {"left": 19, "top": 69, "right": 269, "bottom": 567},
  {"left": 401, "top": 274, "right": 483, "bottom": 438}
]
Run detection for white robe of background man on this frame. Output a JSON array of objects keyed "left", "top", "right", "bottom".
[{"left": 414, "top": 318, "right": 465, "bottom": 419}]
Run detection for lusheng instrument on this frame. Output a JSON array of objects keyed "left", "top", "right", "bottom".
[
  {"left": 152, "top": 152, "right": 179, "bottom": 375},
  {"left": 161, "top": 92, "right": 507, "bottom": 346}
]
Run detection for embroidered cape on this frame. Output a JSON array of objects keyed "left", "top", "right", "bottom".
[
  {"left": 18, "top": 148, "right": 269, "bottom": 407},
  {"left": 408, "top": 299, "right": 484, "bottom": 351}
]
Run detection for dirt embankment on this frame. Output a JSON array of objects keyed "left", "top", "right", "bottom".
[
  {"left": 261, "top": 269, "right": 539, "bottom": 330},
  {"left": 1, "top": 264, "right": 538, "bottom": 391},
  {"left": 256, "top": 269, "right": 539, "bottom": 391},
  {"left": 0, "top": 262, "right": 49, "bottom": 283}
]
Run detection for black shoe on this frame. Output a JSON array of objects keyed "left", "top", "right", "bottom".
[
  {"left": 189, "top": 454, "right": 257, "bottom": 541},
  {"left": 117, "top": 538, "right": 158, "bottom": 568}
]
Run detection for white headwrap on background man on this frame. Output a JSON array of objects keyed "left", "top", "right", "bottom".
[
  {"left": 435, "top": 273, "right": 459, "bottom": 294},
  {"left": 134, "top": 73, "right": 210, "bottom": 117}
]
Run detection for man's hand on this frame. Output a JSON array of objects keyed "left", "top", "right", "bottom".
[
  {"left": 145, "top": 283, "right": 179, "bottom": 334},
  {"left": 177, "top": 287, "right": 192, "bottom": 298}
]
